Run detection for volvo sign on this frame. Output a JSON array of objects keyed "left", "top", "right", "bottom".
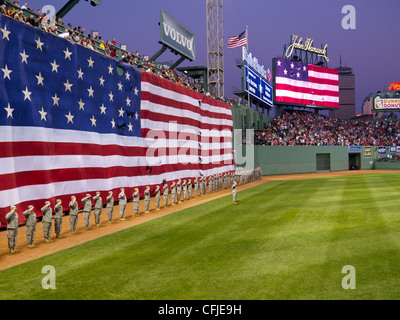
[{"left": 160, "top": 10, "right": 196, "bottom": 61}]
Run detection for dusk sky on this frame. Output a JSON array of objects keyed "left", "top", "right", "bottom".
[{"left": 31, "top": 0, "right": 400, "bottom": 115}]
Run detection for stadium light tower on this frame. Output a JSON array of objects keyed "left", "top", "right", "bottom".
[{"left": 206, "top": 0, "right": 224, "bottom": 98}]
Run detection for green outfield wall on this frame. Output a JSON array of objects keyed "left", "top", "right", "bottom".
[
  {"left": 230, "top": 104, "right": 400, "bottom": 175},
  {"left": 252, "top": 146, "right": 374, "bottom": 175},
  {"left": 236, "top": 145, "right": 377, "bottom": 175},
  {"left": 374, "top": 146, "right": 400, "bottom": 170}
]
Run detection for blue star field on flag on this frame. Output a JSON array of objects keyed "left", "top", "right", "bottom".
[
  {"left": 275, "top": 59, "right": 308, "bottom": 82},
  {"left": 0, "top": 15, "right": 142, "bottom": 137}
]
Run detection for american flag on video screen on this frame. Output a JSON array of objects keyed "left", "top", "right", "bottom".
[
  {"left": 0, "top": 15, "right": 234, "bottom": 226},
  {"left": 227, "top": 30, "right": 247, "bottom": 49},
  {"left": 274, "top": 58, "right": 339, "bottom": 109}
]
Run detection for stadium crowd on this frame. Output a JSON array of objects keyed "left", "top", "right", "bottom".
[
  {"left": 255, "top": 110, "right": 400, "bottom": 147},
  {"left": 0, "top": 0, "right": 238, "bottom": 106}
]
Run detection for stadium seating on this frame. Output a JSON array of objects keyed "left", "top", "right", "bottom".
[{"left": 255, "top": 110, "right": 400, "bottom": 147}]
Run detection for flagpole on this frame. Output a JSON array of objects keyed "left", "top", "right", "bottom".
[{"left": 246, "top": 26, "right": 250, "bottom": 108}]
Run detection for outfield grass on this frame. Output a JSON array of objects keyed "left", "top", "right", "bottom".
[{"left": 1, "top": 173, "right": 400, "bottom": 300}]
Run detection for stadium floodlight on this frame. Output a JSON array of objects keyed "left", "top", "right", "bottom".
[
  {"left": 86, "top": 0, "right": 102, "bottom": 6},
  {"left": 57, "top": 0, "right": 102, "bottom": 19}
]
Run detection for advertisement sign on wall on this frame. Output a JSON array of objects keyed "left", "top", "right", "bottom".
[
  {"left": 160, "top": 10, "right": 196, "bottom": 61},
  {"left": 244, "top": 64, "right": 273, "bottom": 107},
  {"left": 373, "top": 96, "right": 400, "bottom": 111}
]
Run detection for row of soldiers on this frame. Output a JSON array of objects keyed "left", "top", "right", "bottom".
[{"left": 4, "top": 168, "right": 262, "bottom": 254}]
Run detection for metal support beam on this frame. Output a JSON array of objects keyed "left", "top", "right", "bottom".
[
  {"left": 56, "top": 0, "right": 80, "bottom": 19},
  {"left": 169, "top": 56, "right": 186, "bottom": 70},
  {"left": 149, "top": 45, "right": 168, "bottom": 62}
]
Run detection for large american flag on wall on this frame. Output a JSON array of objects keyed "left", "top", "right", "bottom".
[
  {"left": 274, "top": 58, "right": 339, "bottom": 109},
  {"left": 0, "top": 15, "right": 234, "bottom": 227}
]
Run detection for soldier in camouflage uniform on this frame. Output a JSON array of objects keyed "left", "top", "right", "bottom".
[
  {"left": 93, "top": 191, "right": 102, "bottom": 227},
  {"left": 232, "top": 181, "right": 237, "bottom": 204},
  {"left": 177, "top": 179, "right": 182, "bottom": 203},
  {"left": 155, "top": 185, "right": 161, "bottom": 210},
  {"left": 23, "top": 205, "right": 37, "bottom": 248},
  {"left": 171, "top": 182, "right": 176, "bottom": 205},
  {"left": 133, "top": 188, "right": 140, "bottom": 216},
  {"left": 199, "top": 176, "right": 204, "bottom": 196},
  {"left": 106, "top": 191, "right": 114, "bottom": 223},
  {"left": 163, "top": 182, "right": 169, "bottom": 207},
  {"left": 54, "top": 199, "right": 63, "bottom": 238},
  {"left": 188, "top": 179, "right": 192, "bottom": 200},
  {"left": 41, "top": 201, "right": 53, "bottom": 242},
  {"left": 69, "top": 196, "right": 79, "bottom": 233},
  {"left": 182, "top": 179, "right": 187, "bottom": 201},
  {"left": 209, "top": 176, "right": 213, "bottom": 193},
  {"left": 6, "top": 205, "right": 18, "bottom": 253},
  {"left": 118, "top": 188, "right": 127, "bottom": 221},
  {"left": 194, "top": 178, "right": 198, "bottom": 197},
  {"left": 144, "top": 186, "right": 151, "bottom": 213},
  {"left": 81, "top": 194, "right": 92, "bottom": 230}
]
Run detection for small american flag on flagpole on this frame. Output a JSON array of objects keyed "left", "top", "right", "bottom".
[{"left": 227, "top": 30, "right": 247, "bottom": 49}]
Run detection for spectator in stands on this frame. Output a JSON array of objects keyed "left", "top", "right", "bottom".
[
  {"left": 56, "top": 17, "right": 64, "bottom": 26},
  {"left": 104, "top": 43, "right": 111, "bottom": 56},
  {"left": 70, "top": 30, "right": 80, "bottom": 43},
  {"left": 1, "top": 4, "right": 8, "bottom": 15},
  {"left": 13, "top": 9, "right": 24, "bottom": 22},
  {"left": 109, "top": 46, "right": 117, "bottom": 58},
  {"left": 26, "top": 14, "right": 37, "bottom": 26},
  {"left": 146, "top": 61, "right": 154, "bottom": 73},
  {"left": 80, "top": 36, "right": 88, "bottom": 47},
  {"left": 122, "top": 52, "right": 131, "bottom": 64},
  {"left": 48, "top": 23, "right": 58, "bottom": 35},
  {"left": 87, "top": 39, "right": 94, "bottom": 50},
  {"left": 40, "top": 12, "right": 49, "bottom": 30},
  {"left": 90, "top": 40, "right": 97, "bottom": 51},
  {"left": 99, "top": 40, "right": 105, "bottom": 51},
  {"left": 59, "top": 29, "right": 72, "bottom": 41}
]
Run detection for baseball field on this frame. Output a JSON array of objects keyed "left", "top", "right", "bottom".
[{"left": 1, "top": 171, "right": 400, "bottom": 300}]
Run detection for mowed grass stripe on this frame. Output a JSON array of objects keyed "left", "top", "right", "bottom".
[{"left": 1, "top": 173, "right": 400, "bottom": 299}]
